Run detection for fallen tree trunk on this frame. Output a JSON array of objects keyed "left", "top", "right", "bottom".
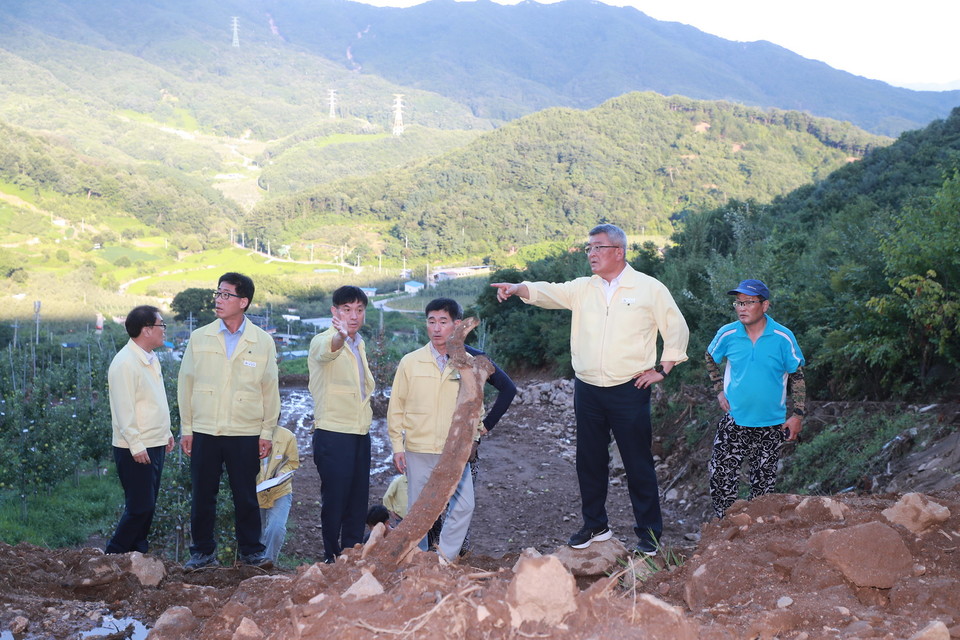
[{"left": 368, "top": 316, "right": 493, "bottom": 570}]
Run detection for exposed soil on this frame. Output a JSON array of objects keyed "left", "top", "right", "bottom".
[{"left": 1, "top": 378, "right": 959, "bottom": 639}]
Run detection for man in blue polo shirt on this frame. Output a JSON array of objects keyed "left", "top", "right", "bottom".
[{"left": 705, "top": 279, "right": 806, "bottom": 519}]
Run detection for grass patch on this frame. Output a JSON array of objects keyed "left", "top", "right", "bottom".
[
  {"left": 0, "top": 470, "right": 124, "bottom": 548},
  {"left": 98, "top": 245, "right": 162, "bottom": 264},
  {"left": 279, "top": 357, "right": 308, "bottom": 376},
  {"left": 777, "top": 409, "right": 921, "bottom": 495}
]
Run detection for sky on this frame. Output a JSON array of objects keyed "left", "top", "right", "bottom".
[{"left": 352, "top": 0, "right": 960, "bottom": 90}]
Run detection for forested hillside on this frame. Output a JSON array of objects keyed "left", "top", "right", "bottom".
[
  {"left": 476, "top": 107, "right": 960, "bottom": 400},
  {"left": 248, "top": 92, "right": 888, "bottom": 261}
]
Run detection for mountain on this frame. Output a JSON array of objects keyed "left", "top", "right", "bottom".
[
  {"left": 256, "top": 0, "right": 960, "bottom": 136},
  {"left": 248, "top": 92, "right": 889, "bottom": 260},
  {"left": 1, "top": 0, "right": 956, "bottom": 144}
]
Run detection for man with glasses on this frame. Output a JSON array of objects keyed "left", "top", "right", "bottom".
[
  {"left": 308, "top": 285, "right": 375, "bottom": 563},
  {"left": 491, "top": 223, "right": 688, "bottom": 556},
  {"left": 705, "top": 279, "right": 806, "bottom": 519},
  {"left": 387, "top": 297, "right": 515, "bottom": 562},
  {"left": 105, "top": 305, "right": 175, "bottom": 555},
  {"left": 178, "top": 272, "right": 279, "bottom": 570}
]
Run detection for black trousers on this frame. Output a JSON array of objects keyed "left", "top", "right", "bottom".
[
  {"left": 574, "top": 378, "right": 663, "bottom": 546},
  {"left": 106, "top": 444, "right": 166, "bottom": 554},
  {"left": 189, "top": 432, "right": 264, "bottom": 557},
  {"left": 313, "top": 429, "right": 371, "bottom": 562}
]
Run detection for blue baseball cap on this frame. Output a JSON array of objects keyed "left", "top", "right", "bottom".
[{"left": 727, "top": 279, "right": 770, "bottom": 299}]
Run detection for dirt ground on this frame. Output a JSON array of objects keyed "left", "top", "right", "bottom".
[
  {"left": 286, "top": 380, "right": 706, "bottom": 562},
  {"left": 1, "top": 378, "right": 959, "bottom": 639}
]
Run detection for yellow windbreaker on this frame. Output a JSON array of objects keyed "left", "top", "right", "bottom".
[
  {"left": 177, "top": 319, "right": 280, "bottom": 440},
  {"left": 522, "top": 264, "right": 689, "bottom": 387}
]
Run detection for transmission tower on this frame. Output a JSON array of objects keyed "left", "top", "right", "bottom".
[
  {"left": 392, "top": 94, "right": 405, "bottom": 136},
  {"left": 328, "top": 89, "right": 338, "bottom": 119},
  {"left": 231, "top": 17, "right": 240, "bottom": 48}
]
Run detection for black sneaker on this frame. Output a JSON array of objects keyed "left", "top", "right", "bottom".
[
  {"left": 633, "top": 540, "right": 658, "bottom": 557},
  {"left": 239, "top": 552, "right": 273, "bottom": 569},
  {"left": 183, "top": 552, "right": 218, "bottom": 571},
  {"left": 568, "top": 525, "right": 613, "bottom": 549}
]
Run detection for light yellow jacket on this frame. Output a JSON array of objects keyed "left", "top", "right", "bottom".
[
  {"left": 257, "top": 426, "right": 300, "bottom": 509},
  {"left": 522, "top": 264, "right": 689, "bottom": 387},
  {"left": 382, "top": 474, "right": 408, "bottom": 518},
  {"left": 109, "top": 340, "right": 173, "bottom": 456},
  {"left": 178, "top": 318, "right": 280, "bottom": 440},
  {"left": 387, "top": 344, "right": 481, "bottom": 455},
  {"left": 308, "top": 328, "right": 375, "bottom": 435}
]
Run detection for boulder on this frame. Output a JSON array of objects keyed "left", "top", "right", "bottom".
[
  {"left": 341, "top": 569, "right": 384, "bottom": 600},
  {"left": 817, "top": 522, "right": 913, "bottom": 588},
  {"left": 231, "top": 617, "right": 265, "bottom": 640},
  {"left": 550, "top": 537, "right": 629, "bottom": 577},
  {"left": 882, "top": 493, "right": 950, "bottom": 534},
  {"left": 127, "top": 552, "right": 166, "bottom": 587},
  {"left": 507, "top": 555, "right": 577, "bottom": 626},
  {"left": 148, "top": 606, "right": 199, "bottom": 639}
]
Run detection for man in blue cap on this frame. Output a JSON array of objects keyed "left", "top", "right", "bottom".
[{"left": 704, "top": 279, "right": 806, "bottom": 519}]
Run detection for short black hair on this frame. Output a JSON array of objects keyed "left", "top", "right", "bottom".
[
  {"left": 366, "top": 504, "right": 389, "bottom": 527},
  {"left": 332, "top": 285, "right": 368, "bottom": 308},
  {"left": 125, "top": 305, "right": 161, "bottom": 338},
  {"left": 218, "top": 272, "right": 255, "bottom": 306},
  {"left": 425, "top": 297, "right": 463, "bottom": 321}
]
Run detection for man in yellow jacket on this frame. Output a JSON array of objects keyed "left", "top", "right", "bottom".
[
  {"left": 388, "top": 298, "right": 515, "bottom": 562},
  {"left": 257, "top": 426, "right": 299, "bottom": 562},
  {"left": 106, "top": 305, "right": 175, "bottom": 554},
  {"left": 178, "top": 272, "right": 279, "bottom": 570},
  {"left": 308, "top": 285, "right": 375, "bottom": 563},
  {"left": 492, "top": 224, "right": 689, "bottom": 556}
]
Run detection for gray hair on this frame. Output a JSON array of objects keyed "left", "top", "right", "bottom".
[{"left": 589, "top": 224, "right": 627, "bottom": 249}]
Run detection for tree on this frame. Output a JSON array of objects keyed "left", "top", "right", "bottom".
[{"left": 171, "top": 288, "right": 216, "bottom": 325}]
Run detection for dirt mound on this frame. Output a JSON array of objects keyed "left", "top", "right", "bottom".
[
  {"left": 2, "top": 490, "right": 958, "bottom": 639},
  {"left": 3, "top": 380, "right": 959, "bottom": 639}
]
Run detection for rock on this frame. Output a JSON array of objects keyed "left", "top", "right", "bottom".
[
  {"left": 127, "top": 551, "right": 166, "bottom": 587},
  {"left": 795, "top": 496, "right": 848, "bottom": 521},
  {"left": 231, "top": 617, "right": 265, "bottom": 640},
  {"left": 817, "top": 522, "right": 913, "bottom": 588},
  {"left": 148, "top": 606, "right": 199, "bottom": 639},
  {"left": 361, "top": 522, "right": 388, "bottom": 558},
  {"left": 511, "top": 547, "right": 542, "bottom": 572},
  {"left": 507, "top": 555, "right": 577, "bottom": 626},
  {"left": 10, "top": 616, "right": 29, "bottom": 634},
  {"left": 882, "top": 493, "right": 950, "bottom": 534},
  {"left": 777, "top": 596, "right": 793, "bottom": 608},
  {"left": 746, "top": 609, "right": 804, "bottom": 640},
  {"left": 550, "top": 537, "right": 629, "bottom": 576},
  {"left": 684, "top": 557, "right": 767, "bottom": 609},
  {"left": 624, "top": 594, "right": 700, "bottom": 640},
  {"left": 726, "top": 512, "right": 752, "bottom": 528},
  {"left": 908, "top": 620, "right": 950, "bottom": 640},
  {"left": 341, "top": 569, "right": 384, "bottom": 600}
]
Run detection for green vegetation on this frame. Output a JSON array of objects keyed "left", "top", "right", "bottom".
[
  {"left": 250, "top": 93, "right": 888, "bottom": 262},
  {"left": 777, "top": 411, "right": 926, "bottom": 495},
  {"left": 0, "top": 471, "right": 124, "bottom": 547},
  {"left": 478, "top": 107, "right": 960, "bottom": 400}
]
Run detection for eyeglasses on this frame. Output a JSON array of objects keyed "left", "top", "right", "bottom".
[
  {"left": 212, "top": 290, "right": 242, "bottom": 300},
  {"left": 732, "top": 300, "right": 762, "bottom": 309},
  {"left": 583, "top": 245, "right": 621, "bottom": 254},
  {"left": 149, "top": 322, "right": 167, "bottom": 329}
]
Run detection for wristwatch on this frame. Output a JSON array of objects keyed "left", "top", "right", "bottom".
[
  {"left": 654, "top": 364, "right": 668, "bottom": 377},
  {"left": 792, "top": 408, "right": 805, "bottom": 417}
]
